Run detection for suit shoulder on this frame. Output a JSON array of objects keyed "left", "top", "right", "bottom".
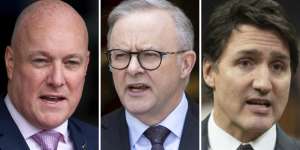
[
  {"left": 276, "top": 126, "right": 300, "bottom": 149},
  {"left": 69, "top": 118, "right": 98, "bottom": 137},
  {"left": 101, "top": 107, "right": 124, "bottom": 129}
]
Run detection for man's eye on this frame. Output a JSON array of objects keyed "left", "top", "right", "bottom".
[
  {"left": 114, "top": 53, "right": 127, "bottom": 58},
  {"left": 67, "top": 60, "right": 80, "bottom": 65},
  {"left": 65, "top": 59, "right": 82, "bottom": 69},
  {"left": 271, "top": 61, "right": 286, "bottom": 73},
  {"left": 31, "top": 58, "right": 49, "bottom": 67},
  {"left": 237, "top": 58, "right": 254, "bottom": 69}
]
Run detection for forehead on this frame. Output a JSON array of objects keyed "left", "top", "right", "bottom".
[
  {"left": 220, "top": 24, "right": 289, "bottom": 59},
  {"left": 109, "top": 9, "right": 178, "bottom": 50},
  {"left": 15, "top": 22, "right": 88, "bottom": 57}
]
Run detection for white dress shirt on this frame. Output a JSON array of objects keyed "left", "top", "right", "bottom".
[
  {"left": 126, "top": 93, "right": 188, "bottom": 150},
  {"left": 4, "top": 95, "right": 74, "bottom": 150},
  {"left": 208, "top": 110, "right": 276, "bottom": 150}
]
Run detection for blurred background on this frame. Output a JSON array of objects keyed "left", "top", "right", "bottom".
[
  {"left": 101, "top": 0, "right": 199, "bottom": 116},
  {"left": 0, "top": 0, "right": 98, "bottom": 126},
  {"left": 202, "top": 0, "right": 300, "bottom": 139}
]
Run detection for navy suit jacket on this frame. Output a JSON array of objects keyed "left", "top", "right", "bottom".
[
  {"left": 201, "top": 115, "right": 300, "bottom": 150},
  {"left": 0, "top": 98, "right": 98, "bottom": 150},
  {"left": 101, "top": 100, "right": 199, "bottom": 150}
]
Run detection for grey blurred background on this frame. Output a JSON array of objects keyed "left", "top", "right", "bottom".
[
  {"left": 202, "top": 0, "right": 300, "bottom": 139},
  {"left": 0, "top": 0, "right": 99, "bottom": 126}
]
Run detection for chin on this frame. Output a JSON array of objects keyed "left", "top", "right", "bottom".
[
  {"left": 123, "top": 97, "right": 155, "bottom": 113},
  {"left": 244, "top": 118, "right": 274, "bottom": 132},
  {"left": 37, "top": 116, "right": 67, "bottom": 129},
  {"left": 127, "top": 105, "right": 150, "bottom": 115}
]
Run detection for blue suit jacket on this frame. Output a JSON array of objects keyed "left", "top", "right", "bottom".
[
  {"left": 101, "top": 99, "right": 199, "bottom": 150},
  {"left": 0, "top": 98, "right": 98, "bottom": 150}
]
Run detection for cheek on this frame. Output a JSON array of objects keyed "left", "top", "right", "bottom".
[
  {"left": 112, "top": 71, "right": 124, "bottom": 93},
  {"left": 16, "top": 67, "right": 46, "bottom": 95},
  {"left": 214, "top": 69, "right": 249, "bottom": 110},
  {"left": 66, "top": 71, "right": 86, "bottom": 94},
  {"left": 273, "top": 78, "right": 290, "bottom": 114}
]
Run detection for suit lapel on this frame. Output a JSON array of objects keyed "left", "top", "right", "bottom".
[
  {"left": 0, "top": 98, "right": 30, "bottom": 150},
  {"left": 201, "top": 115, "right": 209, "bottom": 150},
  {"left": 275, "top": 126, "right": 297, "bottom": 150},
  {"left": 178, "top": 100, "right": 199, "bottom": 150},
  {"left": 101, "top": 108, "right": 130, "bottom": 150},
  {"left": 118, "top": 110, "right": 131, "bottom": 150},
  {"left": 68, "top": 118, "right": 89, "bottom": 150}
]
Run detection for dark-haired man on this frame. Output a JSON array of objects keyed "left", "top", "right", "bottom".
[{"left": 202, "top": 0, "right": 300, "bottom": 149}]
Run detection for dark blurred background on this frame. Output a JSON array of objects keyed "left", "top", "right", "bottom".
[
  {"left": 0, "top": 0, "right": 98, "bottom": 126},
  {"left": 101, "top": 0, "right": 199, "bottom": 116},
  {"left": 202, "top": 0, "right": 300, "bottom": 139}
]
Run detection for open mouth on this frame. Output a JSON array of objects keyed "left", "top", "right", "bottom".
[
  {"left": 127, "top": 83, "right": 150, "bottom": 92},
  {"left": 246, "top": 99, "right": 271, "bottom": 107},
  {"left": 39, "top": 95, "right": 66, "bottom": 103}
]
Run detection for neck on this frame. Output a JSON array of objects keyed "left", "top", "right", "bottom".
[
  {"left": 213, "top": 109, "right": 267, "bottom": 143},
  {"left": 135, "top": 92, "right": 183, "bottom": 125}
]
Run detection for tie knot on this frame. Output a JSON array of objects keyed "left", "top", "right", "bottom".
[
  {"left": 144, "top": 125, "right": 170, "bottom": 145},
  {"left": 237, "top": 144, "right": 254, "bottom": 150},
  {"left": 32, "top": 130, "right": 63, "bottom": 150}
]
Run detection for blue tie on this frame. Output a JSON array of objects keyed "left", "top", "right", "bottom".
[{"left": 144, "top": 125, "right": 170, "bottom": 150}]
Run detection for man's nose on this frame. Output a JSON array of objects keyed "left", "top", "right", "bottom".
[
  {"left": 252, "top": 66, "right": 272, "bottom": 95},
  {"left": 126, "top": 55, "right": 145, "bottom": 75},
  {"left": 47, "top": 63, "right": 65, "bottom": 88}
]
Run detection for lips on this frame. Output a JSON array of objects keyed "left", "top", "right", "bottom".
[
  {"left": 126, "top": 83, "right": 150, "bottom": 96},
  {"left": 246, "top": 99, "right": 271, "bottom": 107},
  {"left": 127, "top": 83, "right": 150, "bottom": 91},
  {"left": 39, "top": 95, "right": 66, "bottom": 103},
  {"left": 245, "top": 98, "right": 272, "bottom": 115}
]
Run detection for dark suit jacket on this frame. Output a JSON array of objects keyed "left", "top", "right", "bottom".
[
  {"left": 202, "top": 115, "right": 300, "bottom": 150},
  {"left": 0, "top": 97, "right": 98, "bottom": 150},
  {"left": 101, "top": 100, "right": 199, "bottom": 150}
]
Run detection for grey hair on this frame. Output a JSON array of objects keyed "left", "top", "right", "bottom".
[{"left": 107, "top": 0, "right": 194, "bottom": 51}]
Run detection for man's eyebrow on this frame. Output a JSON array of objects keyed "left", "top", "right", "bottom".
[
  {"left": 27, "top": 50, "right": 49, "bottom": 57},
  {"left": 234, "top": 49, "right": 290, "bottom": 60},
  {"left": 65, "top": 54, "right": 83, "bottom": 59},
  {"left": 235, "top": 49, "right": 261, "bottom": 56},
  {"left": 270, "top": 51, "right": 290, "bottom": 60}
]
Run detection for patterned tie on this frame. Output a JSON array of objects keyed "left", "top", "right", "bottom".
[
  {"left": 144, "top": 125, "right": 170, "bottom": 150},
  {"left": 32, "top": 130, "right": 63, "bottom": 150},
  {"left": 237, "top": 144, "right": 254, "bottom": 150}
]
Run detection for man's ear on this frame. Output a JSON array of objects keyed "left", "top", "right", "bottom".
[
  {"left": 180, "top": 50, "right": 196, "bottom": 78},
  {"left": 203, "top": 58, "right": 216, "bottom": 88},
  {"left": 5, "top": 46, "right": 14, "bottom": 80}
]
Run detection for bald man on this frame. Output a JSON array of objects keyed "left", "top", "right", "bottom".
[{"left": 1, "top": 0, "right": 98, "bottom": 149}]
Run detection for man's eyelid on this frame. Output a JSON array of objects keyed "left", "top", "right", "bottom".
[
  {"left": 236, "top": 57, "right": 255, "bottom": 64},
  {"left": 30, "top": 56, "right": 51, "bottom": 63},
  {"left": 65, "top": 57, "right": 83, "bottom": 65},
  {"left": 271, "top": 60, "right": 287, "bottom": 69}
]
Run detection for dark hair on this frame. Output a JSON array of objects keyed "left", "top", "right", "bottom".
[{"left": 202, "top": 0, "right": 298, "bottom": 96}]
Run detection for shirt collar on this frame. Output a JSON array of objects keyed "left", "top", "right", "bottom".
[
  {"left": 4, "top": 95, "right": 69, "bottom": 142},
  {"left": 125, "top": 93, "right": 188, "bottom": 148},
  {"left": 208, "top": 110, "right": 276, "bottom": 150}
]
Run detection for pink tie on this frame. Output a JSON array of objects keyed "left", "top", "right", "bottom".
[{"left": 32, "top": 130, "right": 63, "bottom": 150}]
